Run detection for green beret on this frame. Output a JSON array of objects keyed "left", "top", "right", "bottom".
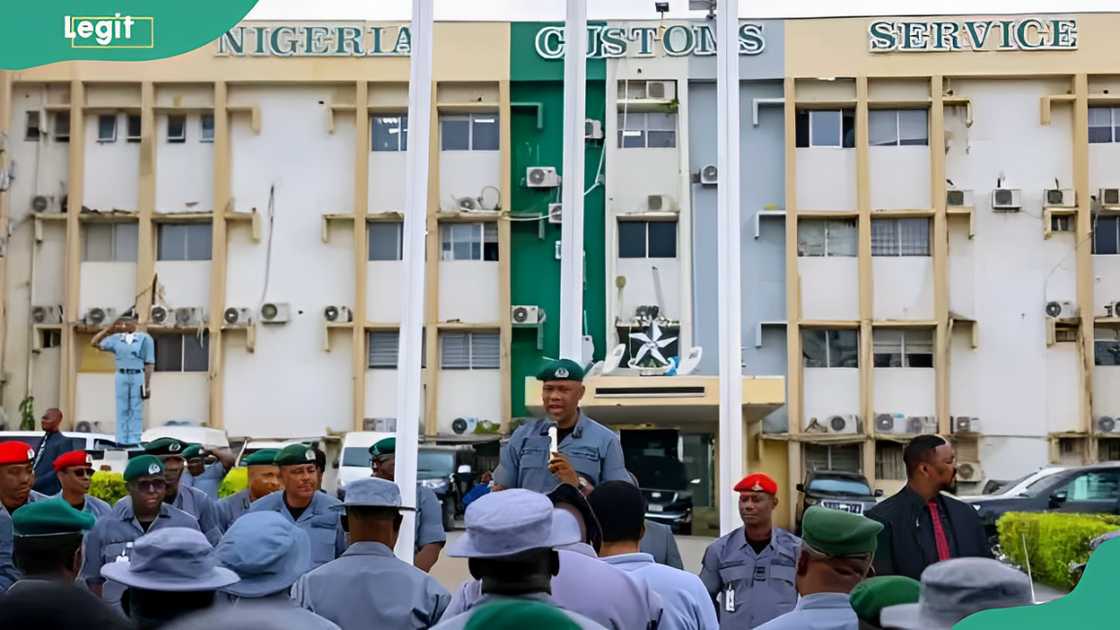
[
  {"left": 850, "top": 576, "right": 921, "bottom": 625},
  {"left": 144, "top": 437, "right": 188, "bottom": 458},
  {"left": 181, "top": 444, "right": 204, "bottom": 460},
  {"left": 124, "top": 455, "right": 166, "bottom": 482},
  {"left": 536, "top": 358, "right": 585, "bottom": 382},
  {"left": 274, "top": 443, "right": 316, "bottom": 467},
  {"left": 464, "top": 599, "right": 580, "bottom": 630},
  {"left": 369, "top": 437, "right": 396, "bottom": 458},
  {"left": 12, "top": 498, "right": 96, "bottom": 537},
  {"left": 800, "top": 506, "right": 883, "bottom": 557},
  {"left": 243, "top": 448, "right": 280, "bottom": 466}
]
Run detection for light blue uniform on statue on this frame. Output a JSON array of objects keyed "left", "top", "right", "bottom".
[{"left": 98, "top": 331, "right": 154, "bottom": 445}]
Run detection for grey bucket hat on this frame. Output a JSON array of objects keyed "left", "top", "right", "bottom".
[
  {"left": 331, "top": 477, "right": 415, "bottom": 511},
  {"left": 101, "top": 527, "right": 239, "bottom": 592},
  {"left": 880, "top": 557, "right": 1033, "bottom": 629},
  {"left": 447, "top": 488, "right": 581, "bottom": 558},
  {"left": 215, "top": 511, "right": 311, "bottom": 598}
]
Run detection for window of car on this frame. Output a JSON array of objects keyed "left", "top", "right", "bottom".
[
  {"left": 341, "top": 447, "right": 372, "bottom": 467},
  {"left": 1055, "top": 470, "right": 1120, "bottom": 502},
  {"left": 418, "top": 450, "right": 456, "bottom": 479},
  {"left": 807, "top": 476, "right": 873, "bottom": 496}
]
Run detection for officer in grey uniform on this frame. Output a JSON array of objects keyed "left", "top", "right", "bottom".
[
  {"left": 115, "top": 437, "right": 223, "bottom": 545},
  {"left": 0, "top": 440, "right": 49, "bottom": 591},
  {"left": 293, "top": 477, "right": 450, "bottom": 629},
  {"left": 51, "top": 450, "right": 112, "bottom": 519},
  {"left": 9, "top": 497, "right": 96, "bottom": 590},
  {"left": 80, "top": 455, "right": 201, "bottom": 607},
  {"left": 218, "top": 448, "right": 281, "bottom": 529},
  {"left": 180, "top": 443, "right": 235, "bottom": 500},
  {"left": 248, "top": 443, "right": 346, "bottom": 569},
  {"left": 699, "top": 473, "right": 801, "bottom": 629},
  {"left": 369, "top": 437, "right": 446, "bottom": 572},
  {"left": 495, "top": 359, "right": 629, "bottom": 494}
]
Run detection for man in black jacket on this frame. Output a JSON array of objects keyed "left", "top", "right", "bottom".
[{"left": 865, "top": 435, "right": 990, "bottom": 580}]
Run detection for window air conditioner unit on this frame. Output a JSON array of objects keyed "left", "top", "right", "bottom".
[
  {"left": 647, "top": 194, "right": 674, "bottom": 212},
  {"left": 548, "top": 203, "right": 562, "bottom": 225},
  {"left": 31, "top": 305, "right": 63, "bottom": 325},
  {"left": 451, "top": 416, "right": 479, "bottom": 435},
  {"left": 363, "top": 417, "right": 398, "bottom": 432},
  {"left": 454, "top": 196, "right": 481, "bottom": 211},
  {"left": 1044, "top": 188, "right": 1076, "bottom": 207},
  {"left": 699, "top": 165, "right": 718, "bottom": 186},
  {"left": 30, "top": 194, "right": 59, "bottom": 213},
  {"left": 584, "top": 119, "right": 604, "bottom": 140},
  {"left": 526, "top": 166, "right": 561, "bottom": 189},
  {"left": 174, "top": 307, "right": 205, "bottom": 327},
  {"left": 223, "top": 307, "right": 252, "bottom": 326},
  {"left": 323, "top": 305, "right": 353, "bottom": 323},
  {"left": 1099, "top": 188, "right": 1120, "bottom": 207},
  {"left": 826, "top": 414, "right": 861, "bottom": 434},
  {"left": 259, "top": 302, "right": 291, "bottom": 324},
  {"left": 874, "top": 413, "right": 906, "bottom": 434},
  {"left": 955, "top": 461, "right": 983, "bottom": 483},
  {"left": 946, "top": 189, "right": 972, "bottom": 207},
  {"left": 952, "top": 416, "right": 981, "bottom": 434},
  {"left": 1107, "top": 300, "right": 1120, "bottom": 319},
  {"left": 1045, "top": 300, "right": 1078, "bottom": 320},
  {"left": 83, "top": 307, "right": 118, "bottom": 327},
  {"left": 645, "top": 81, "right": 675, "bottom": 101},
  {"left": 907, "top": 416, "right": 938, "bottom": 435},
  {"left": 150, "top": 305, "right": 171, "bottom": 326},
  {"left": 1096, "top": 416, "right": 1119, "bottom": 434},
  {"left": 511, "top": 305, "right": 541, "bottom": 326},
  {"left": 991, "top": 188, "right": 1021, "bottom": 211}
]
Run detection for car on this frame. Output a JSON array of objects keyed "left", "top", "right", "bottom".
[
  {"left": 966, "top": 462, "right": 1120, "bottom": 551},
  {"left": 336, "top": 431, "right": 395, "bottom": 491},
  {"left": 629, "top": 455, "right": 695, "bottom": 535},
  {"left": 417, "top": 443, "right": 487, "bottom": 531},
  {"left": 972, "top": 466, "right": 1068, "bottom": 497},
  {"left": 795, "top": 470, "right": 882, "bottom": 532},
  {"left": 141, "top": 426, "right": 229, "bottom": 449},
  {"left": 0, "top": 430, "right": 125, "bottom": 472}
]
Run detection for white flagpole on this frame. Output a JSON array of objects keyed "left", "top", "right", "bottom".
[{"left": 559, "top": 0, "right": 587, "bottom": 362}]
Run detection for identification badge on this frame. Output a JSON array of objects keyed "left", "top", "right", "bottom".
[{"left": 725, "top": 586, "right": 735, "bottom": 612}]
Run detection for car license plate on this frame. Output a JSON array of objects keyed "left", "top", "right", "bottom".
[
  {"left": 648, "top": 504, "right": 665, "bottom": 513},
  {"left": 822, "top": 501, "right": 862, "bottom": 514}
]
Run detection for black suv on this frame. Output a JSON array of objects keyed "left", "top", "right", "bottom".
[
  {"left": 796, "top": 470, "right": 882, "bottom": 533},
  {"left": 630, "top": 455, "right": 695, "bottom": 535}
]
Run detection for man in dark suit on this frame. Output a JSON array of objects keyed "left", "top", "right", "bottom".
[{"left": 865, "top": 434, "right": 990, "bottom": 580}]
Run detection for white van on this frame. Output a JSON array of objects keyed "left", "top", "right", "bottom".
[{"left": 337, "top": 431, "right": 394, "bottom": 491}]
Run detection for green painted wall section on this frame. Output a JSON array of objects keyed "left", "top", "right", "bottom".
[{"left": 509, "top": 23, "right": 606, "bottom": 418}]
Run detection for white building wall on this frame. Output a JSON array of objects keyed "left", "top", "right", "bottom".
[
  {"left": 803, "top": 368, "right": 860, "bottom": 431},
  {"left": 367, "top": 262, "right": 404, "bottom": 323},
  {"left": 873, "top": 258, "right": 934, "bottom": 320},
  {"left": 796, "top": 150, "right": 857, "bottom": 210},
  {"left": 798, "top": 258, "right": 859, "bottom": 321},
  {"left": 154, "top": 261, "right": 211, "bottom": 312},
  {"left": 30, "top": 348, "right": 61, "bottom": 413},
  {"left": 32, "top": 225, "right": 66, "bottom": 306},
  {"left": 1045, "top": 344, "right": 1081, "bottom": 434},
  {"left": 149, "top": 373, "right": 210, "bottom": 425},
  {"left": 76, "top": 373, "right": 116, "bottom": 430},
  {"left": 1095, "top": 367, "right": 1120, "bottom": 417},
  {"left": 155, "top": 114, "right": 214, "bottom": 213},
  {"left": 1088, "top": 143, "right": 1120, "bottom": 193},
  {"left": 873, "top": 369, "right": 936, "bottom": 417},
  {"left": 609, "top": 150, "right": 679, "bottom": 213},
  {"left": 438, "top": 262, "right": 500, "bottom": 323},
  {"left": 436, "top": 370, "right": 502, "bottom": 434},
  {"left": 948, "top": 329, "right": 980, "bottom": 416},
  {"left": 438, "top": 152, "right": 501, "bottom": 211},
  {"left": 369, "top": 153, "right": 407, "bottom": 211},
  {"left": 79, "top": 263, "right": 137, "bottom": 316},
  {"left": 869, "top": 147, "right": 930, "bottom": 209},
  {"left": 1093, "top": 256, "right": 1120, "bottom": 319},
  {"left": 615, "top": 258, "right": 683, "bottom": 324},
  {"left": 83, "top": 114, "right": 139, "bottom": 212},
  {"left": 978, "top": 437, "right": 1049, "bottom": 482},
  {"left": 948, "top": 220, "right": 976, "bottom": 317},
  {"left": 365, "top": 369, "right": 400, "bottom": 419}
]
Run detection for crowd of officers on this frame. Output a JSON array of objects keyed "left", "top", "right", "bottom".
[{"left": 0, "top": 359, "right": 1045, "bottom": 629}]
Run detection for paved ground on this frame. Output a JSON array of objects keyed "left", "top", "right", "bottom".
[{"left": 431, "top": 532, "right": 1068, "bottom": 602}]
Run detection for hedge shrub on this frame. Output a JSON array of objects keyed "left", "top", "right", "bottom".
[
  {"left": 90, "top": 471, "right": 127, "bottom": 506},
  {"left": 219, "top": 467, "right": 247, "bottom": 498},
  {"left": 997, "top": 512, "right": 1120, "bottom": 589}
]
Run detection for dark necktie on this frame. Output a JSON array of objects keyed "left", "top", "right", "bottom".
[{"left": 927, "top": 499, "right": 952, "bottom": 561}]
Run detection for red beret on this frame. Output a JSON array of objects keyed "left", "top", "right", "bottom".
[
  {"left": 53, "top": 449, "right": 93, "bottom": 472},
  {"left": 0, "top": 441, "right": 35, "bottom": 466},
  {"left": 734, "top": 473, "right": 778, "bottom": 495}
]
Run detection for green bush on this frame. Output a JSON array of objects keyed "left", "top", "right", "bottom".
[
  {"left": 219, "top": 467, "right": 247, "bottom": 498},
  {"left": 90, "top": 471, "right": 127, "bottom": 506},
  {"left": 998, "top": 512, "right": 1120, "bottom": 589}
]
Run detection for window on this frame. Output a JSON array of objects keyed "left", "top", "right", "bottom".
[
  {"left": 440, "top": 223, "right": 498, "bottom": 261},
  {"left": 873, "top": 328, "right": 934, "bottom": 368},
  {"left": 439, "top": 331, "right": 499, "bottom": 369},
  {"left": 440, "top": 113, "right": 499, "bottom": 151},
  {"left": 368, "top": 330, "right": 426, "bottom": 369},
  {"left": 802, "top": 329, "right": 859, "bottom": 368},
  {"left": 157, "top": 223, "right": 212, "bottom": 261},
  {"left": 617, "top": 112, "right": 677, "bottom": 149},
  {"left": 368, "top": 222, "right": 403, "bottom": 261},
  {"left": 869, "top": 109, "right": 928, "bottom": 146},
  {"left": 39, "top": 329, "right": 62, "bottom": 349},
  {"left": 795, "top": 109, "right": 855, "bottom": 148},
  {"left": 798, "top": 219, "right": 857, "bottom": 257},
  {"left": 618, "top": 220, "right": 677, "bottom": 258},
  {"left": 126, "top": 114, "right": 141, "bottom": 143},
  {"left": 25, "top": 111, "right": 42, "bottom": 141},
  {"left": 875, "top": 442, "right": 906, "bottom": 480},
  {"left": 1094, "top": 216, "right": 1120, "bottom": 255},
  {"left": 98, "top": 115, "right": 117, "bottom": 143},
  {"left": 1096, "top": 328, "right": 1120, "bottom": 367},
  {"left": 154, "top": 332, "right": 209, "bottom": 372},
  {"left": 1051, "top": 214, "right": 1074, "bottom": 233},
  {"left": 1056, "top": 470, "right": 1120, "bottom": 502},
  {"left": 53, "top": 112, "right": 69, "bottom": 142},
  {"left": 200, "top": 114, "right": 214, "bottom": 142},
  {"left": 82, "top": 223, "right": 139, "bottom": 262},
  {"left": 804, "top": 444, "right": 861, "bottom": 473},
  {"left": 1101, "top": 439, "right": 1120, "bottom": 462},
  {"left": 871, "top": 218, "right": 931, "bottom": 256},
  {"left": 1088, "top": 107, "right": 1120, "bottom": 144},
  {"left": 372, "top": 115, "right": 408, "bottom": 152},
  {"left": 167, "top": 115, "right": 186, "bottom": 143}
]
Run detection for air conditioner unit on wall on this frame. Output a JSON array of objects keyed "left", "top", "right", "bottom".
[
  {"left": 907, "top": 416, "right": 938, "bottom": 435},
  {"left": 644, "top": 81, "right": 676, "bottom": 101},
  {"left": 31, "top": 305, "right": 62, "bottom": 325},
  {"left": 526, "top": 166, "right": 561, "bottom": 189},
  {"left": 259, "top": 302, "right": 291, "bottom": 324},
  {"left": 647, "top": 194, "right": 675, "bottom": 212},
  {"left": 511, "top": 305, "right": 541, "bottom": 326},
  {"left": 1104, "top": 301, "right": 1120, "bottom": 319},
  {"left": 83, "top": 307, "right": 118, "bottom": 327},
  {"left": 30, "top": 194, "right": 60, "bottom": 213},
  {"left": 807, "top": 414, "right": 861, "bottom": 434},
  {"left": 1099, "top": 187, "right": 1120, "bottom": 207},
  {"left": 1044, "top": 188, "right": 1076, "bottom": 207},
  {"left": 363, "top": 417, "right": 397, "bottom": 432},
  {"left": 874, "top": 413, "right": 907, "bottom": 434},
  {"left": 584, "top": 119, "right": 603, "bottom": 140},
  {"left": 150, "top": 305, "right": 170, "bottom": 326},
  {"left": 699, "top": 165, "right": 718, "bottom": 186},
  {"left": 451, "top": 416, "right": 478, "bottom": 435},
  {"left": 946, "top": 189, "right": 972, "bottom": 207},
  {"left": 174, "top": 307, "right": 205, "bottom": 327},
  {"left": 223, "top": 307, "right": 252, "bottom": 326},
  {"left": 323, "top": 305, "right": 352, "bottom": 323},
  {"left": 1045, "top": 300, "right": 1078, "bottom": 320},
  {"left": 991, "top": 188, "right": 1022, "bottom": 211},
  {"left": 1097, "top": 416, "right": 1120, "bottom": 434},
  {"left": 953, "top": 416, "right": 982, "bottom": 434},
  {"left": 548, "top": 203, "right": 562, "bottom": 225},
  {"left": 956, "top": 461, "right": 984, "bottom": 483}
]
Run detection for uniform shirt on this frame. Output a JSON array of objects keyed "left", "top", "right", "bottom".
[
  {"left": 753, "top": 593, "right": 858, "bottom": 630},
  {"left": 248, "top": 491, "right": 346, "bottom": 569},
  {"left": 181, "top": 461, "right": 227, "bottom": 499},
  {"left": 293, "top": 541, "right": 450, "bottom": 629},
  {"left": 54, "top": 492, "right": 112, "bottom": 519},
  {"left": 446, "top": 546, "right": 664, "bottom": 630},
  {"left": 116, "top": 484, "right": 223, "bottom": 545},
  {"left": 415, "top": 484, "right": 447, "bottom": 550},
  {"left": 603, "top": 552, "right": 718, "bottom": 630},
  {"left": 699, "top": 526, "right": 801, "bottom": 629},
  {"left": 434, "top": 594, "right": 608, "bottom": 630},
  {"left": 80, "top": 501, "right": 200, "bottom": 606},
  {"left": 495, "top": 414, "right": 628, "bottom": 494},
  {"left": 0, "top": 490, "right": 48, "bottom": 591},
  {"left": 31, "top": 431, "right": 70, "bottom": 495},
  {"left": 641, "top": 520, "right": 684, "bottom": 570},
  {"left": 98, "top": 332, "right": 155, "bottom": 370},
  {"left": 218, "top": 488, "right": 253, "bottom": 530}
]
